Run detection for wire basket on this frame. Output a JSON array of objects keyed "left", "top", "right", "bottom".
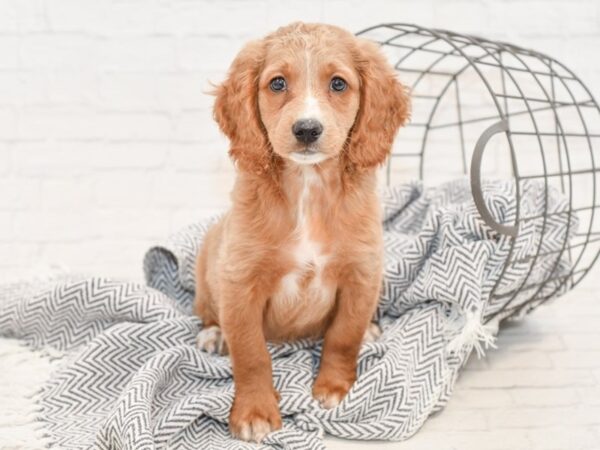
[{"left": 357, "top": 24, "right": 600, "bottom": 323}]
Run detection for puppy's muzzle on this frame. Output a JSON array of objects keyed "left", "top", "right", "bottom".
[{"left": 292, "top": 119, "right": 323, "bottom": 144}]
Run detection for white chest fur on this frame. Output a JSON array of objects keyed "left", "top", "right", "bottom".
[{"left": 271, "top": 168, "right": 335, "bottom": 317}]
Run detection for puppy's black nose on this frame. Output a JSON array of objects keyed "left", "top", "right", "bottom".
[{"left": 292, "top": 119, "right": 323, "bottom": 144}]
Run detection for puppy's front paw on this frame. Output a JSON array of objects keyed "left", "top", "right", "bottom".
[
  {"left": 229, "top": 391, "right": 282, "bottom": 443},
  {"left": 196, "top": 325, "right": 228, "bottom": 355},
  {"left": 312, "top": 375, "right": 353, "bottom": 409}
]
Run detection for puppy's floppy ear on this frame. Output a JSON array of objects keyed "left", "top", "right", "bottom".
[
  {"left": 346, "top": 39, "right": 411, "bottom": 169},
  {"left": 213, "top": 40, "right": 273, "bottom": 174}
]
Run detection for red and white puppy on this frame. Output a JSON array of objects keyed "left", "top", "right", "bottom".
[{"left": 194, "top": 22, "right": 410, "bottom": 443}]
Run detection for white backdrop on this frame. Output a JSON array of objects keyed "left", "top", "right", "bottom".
[{"left": 1, "top": 0, "right": 599, "bottom": 280}]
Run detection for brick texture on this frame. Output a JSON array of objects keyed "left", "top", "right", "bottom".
[{"left": 1, "top": 0, "right": 598, "bottom": 280}]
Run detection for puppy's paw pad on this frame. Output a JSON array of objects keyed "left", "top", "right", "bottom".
[
  {"left": 362, "top": 322, "right": 382, "bottom": 343},
  {"left": 196, "top": 325, "right": 228, "bottom": 355}
]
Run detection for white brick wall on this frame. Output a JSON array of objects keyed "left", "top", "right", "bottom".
[{"left": 1, "top": 0, "right": 599, "bottom": 280}]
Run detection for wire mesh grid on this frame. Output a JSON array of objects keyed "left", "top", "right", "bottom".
[{"left": 357, "top": 24, "right": 600, "bottom": 323}]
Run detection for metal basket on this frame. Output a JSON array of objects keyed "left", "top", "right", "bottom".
[{"left": 357, "top": 24, "right": 600, "bottom": 323}]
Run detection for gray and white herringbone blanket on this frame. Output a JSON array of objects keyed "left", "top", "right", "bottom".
[{"left": 0, "top": 179, "right": 577, "bottom": 449}]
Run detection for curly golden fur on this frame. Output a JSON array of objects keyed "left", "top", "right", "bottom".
[{"left": 194, "top": 22, "right": 410, "bottom": 443}]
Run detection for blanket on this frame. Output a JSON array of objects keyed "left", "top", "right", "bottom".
[{"left": 0, "top": 179, "right": 577, "bottom": 449}]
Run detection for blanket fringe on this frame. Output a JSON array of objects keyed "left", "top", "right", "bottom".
[
  {"left": 0, "top": 339, "right": 63, "bottom": 449},
  {"left": 446, "top": 309, "right": 497, "bottom": 358}
]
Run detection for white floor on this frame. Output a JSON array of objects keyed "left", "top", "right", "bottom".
[{"left": 1, "top": 266, "right": 599, "bottom": 450}]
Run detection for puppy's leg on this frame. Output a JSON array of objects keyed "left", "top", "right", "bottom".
[
  {"left": 193, "top": 227, "right": 219, "bottom": 324},
  {"left": 194, "top": 262, "right": 227, "bottom": 355},
  {"left": 221, "top": 282, "right": 282, "bottom": 443},
  {"left": 194, "top": 224, "right": 225, "bottom": 353},
  {"left": 313, "top": 270, "right": 380, "bottom": 409}
]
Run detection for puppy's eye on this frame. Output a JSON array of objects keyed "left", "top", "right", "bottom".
[
  {"left": 269, "top": 77, "right": 287, "bottom": 92},
  {"left": 330, "top": 77, "right": 347, "bottom": 92}
]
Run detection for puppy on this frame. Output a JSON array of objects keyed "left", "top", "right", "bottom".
[{"left": 194, "top": 22, "right": 409, "bottom": 443}]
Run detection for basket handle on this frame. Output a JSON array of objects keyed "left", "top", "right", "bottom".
[{"left": 470, "top": 119, "right": 518, "bottom": 238}]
